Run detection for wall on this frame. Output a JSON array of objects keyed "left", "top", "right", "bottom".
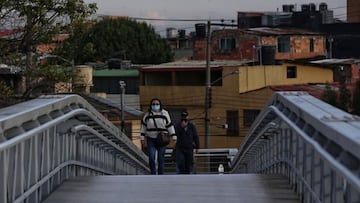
[
  {"left": 239, "top": 64, "right": 333, "bottom": 93},
  {"left": 348, "top": 0, "right": 360, "bottom": 23},
  {"left": 193, "top": 29, "right": 326, "bottom": 61},
  {"left": 139, "top": 64, "right": 333, "bottom": 148}
]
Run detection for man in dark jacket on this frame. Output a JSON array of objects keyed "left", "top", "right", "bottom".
[{"left": 174, "top": 111, "right": 200, "bottom": 174}]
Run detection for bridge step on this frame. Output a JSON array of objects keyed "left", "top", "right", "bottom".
[{"left": 43, "top": 174, "right": 300, "bottom": 203}]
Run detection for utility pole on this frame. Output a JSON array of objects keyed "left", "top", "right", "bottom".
[
  {"left": 204, "top": 20, "right": 211, "bottom": 149},
  {"left": 203, "top": 19, "right": 236, "bottom": 173},
  {"left": 119, "top": 80, "right": 126, "bottom": 132},
  {"left": 328, "top": 36, "right": 334, "bottom": 59}
]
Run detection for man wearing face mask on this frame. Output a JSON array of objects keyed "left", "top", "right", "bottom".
[
  {"left": 140, "top": 98, "right": 176, "bottom": 175},
  {"left": 174, "top": 111, "right": 200, "bottom": 174}
]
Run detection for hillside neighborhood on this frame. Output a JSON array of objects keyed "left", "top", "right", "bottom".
[{"left": 1, "top": 1, "right": 360, "bottom": 150}]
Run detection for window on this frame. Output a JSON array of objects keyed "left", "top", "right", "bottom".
[
  {"left": 287, "top": 66, "right": 297, "bottom": 78},
  {"left": 243, "top": 109, "right": 260, "bottom": 127},
  {"left": 226, "top": 110, "right": 239, "bottom": 136},
  {"left": 277, "top": 36, "right": 290, "bottom": 53},
  {"left": 309, "top": 38, "right": 314, "bottom": 52},
  {"left": 219, "top": 37, "right": 236, "bottom": 50}
]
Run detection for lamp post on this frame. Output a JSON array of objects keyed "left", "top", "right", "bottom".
[{"left": 119, "top": 80, "right": 126, "bottom": 132}]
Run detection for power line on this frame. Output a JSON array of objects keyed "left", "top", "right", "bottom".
[{"left": 129, "top": 17, "right": 235, "bottom": 22}]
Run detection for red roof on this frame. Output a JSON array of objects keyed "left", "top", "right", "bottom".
[{"left": 0, "top": 29, "right": 22, "bottom": 37}]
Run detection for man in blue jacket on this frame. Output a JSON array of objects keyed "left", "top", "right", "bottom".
[{"left": 174, "top": 111, "right": 200, "bottom": 174}]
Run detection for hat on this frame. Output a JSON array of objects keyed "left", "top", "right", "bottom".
[{"left": 181, "top": 111, "right": 189, "bottom": 119}]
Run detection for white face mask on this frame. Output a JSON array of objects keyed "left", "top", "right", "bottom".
[{"left": 151, "top": 104, "right": 160, "bottom": 111}]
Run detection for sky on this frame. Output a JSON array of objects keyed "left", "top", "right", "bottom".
[{"left": 84, "top": 0, "right": 347, "bottom": 35}]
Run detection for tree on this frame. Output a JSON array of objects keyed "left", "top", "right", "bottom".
[
  {"left": 338, "top": 77, "right": 351, "bottom": 112},
  {"left": 60, "top": 18, "right": 174, "bottom": 64},
  {"left": 54, "top": 21, "right": 96, "bottom": 65},
  {"left": 0, "top": 0, "right": 97, "bottom": 97},
  {"left": 352, "top": 79, "right": 360, "bottom": 115},
  {"left": 322, "top": 84, "right": 338, "bottom": 107}
]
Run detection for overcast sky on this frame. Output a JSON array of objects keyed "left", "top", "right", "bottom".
[{"left": 84, "top": 0, "right": 347, "bottom": 34}]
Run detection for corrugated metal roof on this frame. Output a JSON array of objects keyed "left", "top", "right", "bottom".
[
  {"left": 93, "top": 69, "right": 138, "bottom": 77},
  {"left": 270, "top": 84, "right": 325, "bottom": 99},
  {"left": 311, "top": 58, "right": 360, "bottom": 65},
  {"left": 141, "top": 60, "right": 252, "bottom": 69},
  {"left": 270, "top": 82, "right": 357, "bottom": 99},
  {"left": 243, "top": 27, "right": 323, "bottom": 35}
]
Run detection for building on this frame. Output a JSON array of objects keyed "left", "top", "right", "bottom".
[
  {"left": 237, "top": 3, "right": 334, "bottom": 30},
  {"left": 348, "top": 0, "right": 360, "bottom": 23},
  {"left": 193, "top": 27, "right": 326, "bottom": 63},
  {"left": 92, "top": 68, "right": 140, "bottom": 94},
  {"left": 320, "top": 23, "right": 360, "bottom": 58},
  {"left": 138, "top": 60, "right": 334, "bottom": 148},
  {"left": 296, "top": 58, "right": 360, "bottom": 82},
  {"left": 165, "top": 28, "right": 194, "bottom": 61}
]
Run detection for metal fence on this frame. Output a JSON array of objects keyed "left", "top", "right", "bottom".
[
  {"left": 0, "top": 94, "right": 149, "bottom": 203},
  {"left": 164, "top": 148, "right": 238, "bottom": 174},
  {"left": 230, "top": 92, "right": 360, "bottom": 203}
]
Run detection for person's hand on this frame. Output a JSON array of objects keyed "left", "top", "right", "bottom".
[
  {"left": 141, "top": 140, "right": 146, "bottom": 148},
  {"left": 195, "top": 148, "right": 199, "bottom": 154}
]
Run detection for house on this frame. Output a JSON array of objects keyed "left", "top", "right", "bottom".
[
  {"left": 320, "top": 23, "right": 360, "bottom": 58},
  {"left": 193, "top": 27, "right": 326, "bottom": 63},
  {"left": 237, "top": 3, "right": 334, "bottom": 30},
  {"left": 92, "top": 68, "right": 140, "bottom": 94},
  {"left": 348, "top": 0, "right": 360, "bottom": 23},
  {"left": 289, "top": 58, "right": 360, "bottom": 83},
  {"left": 138, "top": 60, "right": 333, "bottom": 148}
]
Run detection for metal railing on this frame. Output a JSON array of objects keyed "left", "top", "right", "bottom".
[
  {"left": 164, "top": 148, "right": 238, "bottom": 174},
  {"left": 0, "top": 94, "right": 149, "bottom": 203},
  {"left": 230, "top": 91, "right": 360, "bottom": 203}
]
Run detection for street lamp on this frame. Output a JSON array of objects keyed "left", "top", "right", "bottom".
[{"left": 119, "top": 80, "right": 126, "bottom": 132}]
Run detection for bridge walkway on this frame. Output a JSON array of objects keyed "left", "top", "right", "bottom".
[{"left": 43, "top": 174, "right": 300, "bottom": 203}]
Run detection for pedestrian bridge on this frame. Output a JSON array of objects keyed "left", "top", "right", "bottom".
[{"left": 0, "top": 92, "right": 359, "bottom": 203}]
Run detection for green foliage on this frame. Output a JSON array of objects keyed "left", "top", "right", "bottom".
[
  {"left": 322, "top": 84, "right": 338, "bottom": 107},
  {"left": 0, "top": 80, "right": 14, "bottom": 99},
  {"left": 0, "top": 0, "right": 97, "bottom": 53},
  {"left": 22, "top": 55, "right": 75, "bottom": 96},
  {"left": 54, "top": 21, "right": 96, "bottom": 64},
  {"left": 352, "top": 79, "right": 360, "bottom": 115},
  {"left": 338, "top": 77, "right": 351, "bottom": 112},
  {"left": 61, "top": 18, "right": 174, "bottom": 64},
  {"left": 0, "top": 0, "right": 97, "bottom": 96}
]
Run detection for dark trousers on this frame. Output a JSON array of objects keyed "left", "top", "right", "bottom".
[
  {"left": 146, "top": 137, "right": 166, "bottom": 175},
  {"left": 176, "top": 148, "right": 194, "bottom": 174}
]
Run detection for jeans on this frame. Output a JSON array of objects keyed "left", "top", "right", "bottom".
[
  {"left": 147, "top": 137, "right": 166, "bottom": 175},
  {"left": 176, "top": 148, "right": 194, "bottom": 174}
]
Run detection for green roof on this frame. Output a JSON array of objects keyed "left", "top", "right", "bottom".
[{"left": 93, "top": 69, "right": 139, "bottom": 77}]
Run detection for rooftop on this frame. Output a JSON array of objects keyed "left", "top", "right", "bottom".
[
  {"left": 141, "top": 60, "right": 253, "bottom": 70},
  {"left": 92, "top": 69, "right": 139, "bottom": 77}
]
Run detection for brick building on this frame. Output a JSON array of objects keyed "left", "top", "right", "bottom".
[
  {"left": 193, "top": 27, "right": 326, "bottom": 64},
  {"left": 348, "top": 0, "right": 360, "bottom": 23}
]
